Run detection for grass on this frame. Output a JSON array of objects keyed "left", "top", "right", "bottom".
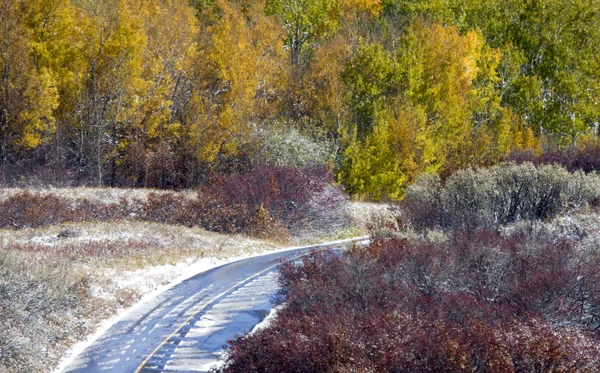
[
  {"left": 1, "top": 220, "right": 279, "bottom": 373},
  {"left": 0, "top": 186, "right": 377, "bottom": 373}
]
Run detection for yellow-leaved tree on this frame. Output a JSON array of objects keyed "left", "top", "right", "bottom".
[
  {"left": 195, "top": 0, "right": 287, "bottom": 168},
  {"left": 0, "top": 0, "right": 59, "bottom": 162},
  {"left": 341, "top": 20, "right": 538, "bottom": 200},
  {"left": 119, "top": 0, "right": 200, "bottom": 187},
  {"left": 67, "top": 0, "right": 147, "bottom": 186}
]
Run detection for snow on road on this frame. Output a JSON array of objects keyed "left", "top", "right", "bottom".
[{"left": 57, "top": 237, "right": 368, "bottom": 373}]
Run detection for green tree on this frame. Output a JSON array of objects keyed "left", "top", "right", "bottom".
[
  {"left": 265, "top": 0, "right": 339, "bottom": 68},
  {"left": 341, "top": 21, "right": 535, "bottom": 200}
]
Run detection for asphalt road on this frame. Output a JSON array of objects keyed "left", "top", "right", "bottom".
[{"left": 61, "top": 238, "right": 367, "bottom": 373}]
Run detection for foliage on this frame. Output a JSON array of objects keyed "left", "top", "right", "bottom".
[
  {"left": 265, "top": 0, "right": 339, "bottom": 67},
  {"left": 251, "top": 126, "right": 335, "bottom": 168},
  {"left": 402, "top": 162, "right": 600, "bottom": 230},
  {"left": 0, "top": 0, "right": 59, "bottom": 161},
  {"left": 340, "top": 22, "right": 537, "bottom": 200},
  {"left": 0, "top": 0, "right": 599, "bottom": 198},
  {"left": 0, "top": 166, "right": 347, "bottom": 237},
  {"left": 211, "top": 165, "right": 347, "bottom": 234},
  {"left": 218, "top": 231, "right": 600, "bottom": 372}
]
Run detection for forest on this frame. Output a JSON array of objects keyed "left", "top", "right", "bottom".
[{"left": 1, "top": 0, "right": 599, "bottom": 198}]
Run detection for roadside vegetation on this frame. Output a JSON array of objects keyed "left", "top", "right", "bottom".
[
  {"left": 1, "top": 165, "right": 347, "bottom": 238},
  {"left": 0, "top": 165, "right": 360, "bottom": 373},
  {"left": 1, "top": 219, "right": 278, "bottom": 373},
  {"left": 218, "top": 161, "right": 600, "bottom": 372}
]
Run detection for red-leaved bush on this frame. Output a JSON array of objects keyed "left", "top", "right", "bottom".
[
  {"left": 0, "top": 192, "right": 132, "bottom": 229},
  {"left": 504, "top": 141, "right": 600, "bottom": 174},
  {"left": 218, "top": 230, "right": 600, "bottom": 372},
  {"left": 209, "top": 165, "right": 347, "bottom": 234},
  {"left": 0, "top": 166, "right": 347, "bottom": 238}
]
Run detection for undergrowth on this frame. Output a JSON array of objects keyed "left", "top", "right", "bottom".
[
  {"left": 0, "top": 250, "right": 114, "bottom": 372},
  {"left": 402, "top": 162, "right": 600, "bottom": 231},
  {"left": 504, "top": 141, "right": 600, "bottom": 174},
  {"left": 0, "top": 164, "right": 351, "bottom": 372},
  {"left": 218, "top": 230, "right": 600, "bottom": 372},
  {"left": 0, "top": 165, "right": 348, "bottom": 239},
  {"left": 218, "top": 161, "right": 600, "bottom": 372}
]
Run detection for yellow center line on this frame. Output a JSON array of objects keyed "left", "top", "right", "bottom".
[{"left": 134, "top": 243, "right": 348, "bottom": 373}]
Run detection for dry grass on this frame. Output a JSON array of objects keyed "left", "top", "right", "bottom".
[
  {"left": 0, "top": 187, "right": 184, "bottom": 205},
  {"left": 0, "top": 188, "right": 376, "bottom": 373}
]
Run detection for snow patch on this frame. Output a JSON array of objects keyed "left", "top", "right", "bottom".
[{"left": 249, "top": 304, "right": 283, "bottom": 335}]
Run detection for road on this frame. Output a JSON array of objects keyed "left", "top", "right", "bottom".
[{"left": 60, "top": 238, "right": 367, "bottom": 373}]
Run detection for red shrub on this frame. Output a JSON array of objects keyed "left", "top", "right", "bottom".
[
  {"left": 0, "top": 192, "right": 76, "bottom": 229},
  {"left": 0, "top": 165, "right": 347, "bottom": 238},
  {"left": 504, "top": 142, "right": 600, "bottom": 174},
  {"left": 218, "top": 231, "right": 600, "bottom": 372},
  {"left": 213, "top": 165, "right": 344, "bottom": 229},
  {"left": 11, "top": 241, "right": 153, "bottom": 263},
  {"left": 0, "top": 192, "right": 132, "bottom": 229}
]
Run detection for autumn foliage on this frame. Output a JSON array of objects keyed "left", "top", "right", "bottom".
[
  {"left": 1, "top": 0, "right": 599, "bottom": 199},
  {"left": 218, "top": 230, "right": 600, "bottom": 372},
  {"left": 0, "top": 165, "right": 346, "bottom": 238}
]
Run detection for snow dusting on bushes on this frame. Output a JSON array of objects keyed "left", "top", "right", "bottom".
[
  {"left": 402, "top": 162, "right": 600, "bottom": 230},
  {"left": 218, "top": 161, "right": 600, "bottom": 373},
  {"left": 218, "top": 230, "right": 600, "bottom": 372},
  {"left": 0, "top": 164, "right": 350, "bottom": 372},
  {"left": 0, "top": 165, "right": 348, "bottom": 238},
  {"left": 251, "top": 127, "right": 335, "bottom": 168}
]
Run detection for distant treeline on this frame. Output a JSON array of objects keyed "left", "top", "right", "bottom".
[{"left": 1, "top": 0, "right": 599, "bottom": 197}]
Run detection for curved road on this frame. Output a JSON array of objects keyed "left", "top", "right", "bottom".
[{"left": 61, "top": 238, "right": 367, "bottom": 373}]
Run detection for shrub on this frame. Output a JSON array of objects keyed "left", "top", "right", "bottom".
[
  {"left": 0, "top": 192, "right": 77, "bottom": 229},
  {"left": 0, "top": 165, "right": 348, "bottom": 238},
  {"left": 10, "top": 241, "right": 155, "bottom": 263},
  {"left": 211, "top": 165, "right": 348, "bottom": 235},
  {"left": 401, "top": 173, "right": 443, "bottom": 231},
  {"left": 402, "top": 162, "right": 600, "bottom": 230},
  {"left": 217, "top": 230, "right": 600, "bottom": 372},
  {"left": 0, "top": 250, "right": 111, "bottom": 372},
  {"left": 251, "top": 127, "right": 334, "bottom": 168},
  {"left": 504, "top": 141, "right": 600, "bottom": 174},
  {"left": 0, "top": 192, "right": 132, "bottom": 229}
]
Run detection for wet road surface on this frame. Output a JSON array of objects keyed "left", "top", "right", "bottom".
[{"left": 61, "top": 238, "right": 367, "bottom": 373}]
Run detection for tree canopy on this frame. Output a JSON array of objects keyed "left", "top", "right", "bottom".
[{"left": 1, "top": 0, "right": 598, "bottom": 198}]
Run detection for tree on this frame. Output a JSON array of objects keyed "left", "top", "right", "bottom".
[
  {"left": 194, "top": 0, "right": 287, "bottom": 175},
  {"left": 340, "top": 21, "right": 535, "bottom": 200},
  {"left": 109, "top": 0, "right": 201, "bottom": 188},
  {"left": 0, "top": 0, "right": 59, "bottom": 164},
  {"left": 423, "top": 0, "right": 600, "bottom": 144},
  {"left": 265, "top": 0, "right": 339, "bottom": 69}
]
